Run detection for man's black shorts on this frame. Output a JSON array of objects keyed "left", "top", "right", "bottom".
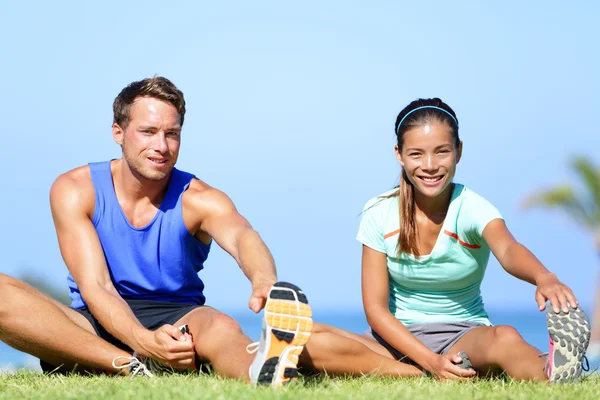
[{"left": 40, "top": 299, "right": 202, "bottom": 372}]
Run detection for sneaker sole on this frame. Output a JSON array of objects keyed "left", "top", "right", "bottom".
[
  {"left": 256, "top": 282, "right": 313, "bottom": 387},
  {"left": 546, "top": 307, "right": 591, "bottom": 383}
]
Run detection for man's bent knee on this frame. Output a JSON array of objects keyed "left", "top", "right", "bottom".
[
  {"left": 0, "top": 273, "right": 43, "bottom": 298},
  {"left": 206, "top": 313, "right": 243, "bottom": 335},
  {"left": 0, "top": 273, "right": 20, "bottom": 288},
  {"left": 185, "top": 309, "right": 244, "bottom": 340},
  {"left": 0, "top": 274, "right": 23, "bottom": 312}
]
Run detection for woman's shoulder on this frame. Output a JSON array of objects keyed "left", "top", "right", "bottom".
[
  {"left": 453, "top": 184, "right": 503, "bottom": 234},
  {"left": 454, "top": 184, "right": 495, "bottom": 206},
  {"left": 362, "top": 188, "right": 399, "bottom": 211}
]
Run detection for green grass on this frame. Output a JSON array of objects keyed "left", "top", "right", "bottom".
[{"left": 1, "top": 371, "right": 599, "bottom": 400}]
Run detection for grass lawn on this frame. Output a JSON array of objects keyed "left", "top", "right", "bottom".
[{"left": 1, "top": 371, "right": 599, "bottom": 400}]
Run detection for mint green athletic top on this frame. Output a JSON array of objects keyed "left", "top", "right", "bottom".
[{"left": 357, "top": 184, "right": 502, "bottom": 326}]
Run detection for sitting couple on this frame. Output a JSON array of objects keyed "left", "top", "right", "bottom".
[{"left": 0, "top": 76, "right": 590, "bottom": 386}]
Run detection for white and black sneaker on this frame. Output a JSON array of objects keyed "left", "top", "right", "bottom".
[
  {"left": 112, "top": 324, "right": 192, "bottom": 377},
  {"left": 112, "top": 355, "right": 154, "bottom": 378}
]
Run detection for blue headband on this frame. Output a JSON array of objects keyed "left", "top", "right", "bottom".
[{"left": 396, "top": 105, "right": 458, "bottom": 134}]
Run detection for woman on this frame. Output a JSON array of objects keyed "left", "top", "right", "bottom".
[{"left": 356, "top": 98, "right": 591, "bottom": 383}]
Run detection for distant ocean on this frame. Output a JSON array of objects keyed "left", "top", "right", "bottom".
[{"left": 1, "top": 308, "right": 597, "bottom": 372}]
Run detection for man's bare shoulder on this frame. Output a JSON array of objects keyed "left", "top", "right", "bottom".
[
  {"left": 181, "top": 178, "right": 239, "bottom": 233},
  {"left": 50, "top": 165, "right": 95, "bottom": 217},
  {"left": 186, "top": 177, "right": 213, "bottom": 194},
  {"left": 183, "top": 178, "right": 235, "bottom": 213},
  {"left": 181, "top": 177, "right": 248, "bottom": 239}
]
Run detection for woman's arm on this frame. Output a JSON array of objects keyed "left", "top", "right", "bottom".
[
  {"left": 361, "top": 245, "right": 475, "bottom": 380},
  {"left": 483, "top": 219, "right": 578, "bottom": 313}
]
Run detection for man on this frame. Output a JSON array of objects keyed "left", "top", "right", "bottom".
[
  {"left": 0, "top": 76, "right": 424, "bottom": 385},
  {"left": 0, "top": 76, "right": 311, "bottom": 386}
]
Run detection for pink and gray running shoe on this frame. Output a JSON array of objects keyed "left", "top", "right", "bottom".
[{"left": 545, "top": 306, "right": 591, "bottom": 383}]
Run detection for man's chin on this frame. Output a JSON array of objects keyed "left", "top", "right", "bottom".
[
  {"left": 137, "top": 167, "right": 172, "bottom": 182},
  {"left": 146, "top": 172, "right": 170, "bottom": 181}
]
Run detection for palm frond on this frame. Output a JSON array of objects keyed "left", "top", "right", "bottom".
[
  {"left": 571, "top": 156, "right": 600, "bottom": 224},
  {"left": 522, "top": 185, "right": 596, "bottom": 229}
]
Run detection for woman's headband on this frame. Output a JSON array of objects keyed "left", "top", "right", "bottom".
[{"left": 396, "top": 105, "right": 458, "bottom": 134}]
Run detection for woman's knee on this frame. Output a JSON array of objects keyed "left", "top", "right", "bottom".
[{"left": 491, "top": 325, "right": 525, "bottom": 346}]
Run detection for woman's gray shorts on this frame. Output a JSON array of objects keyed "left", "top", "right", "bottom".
[{"left": 364, "top": 322, "right": 486, "bottom": 365}]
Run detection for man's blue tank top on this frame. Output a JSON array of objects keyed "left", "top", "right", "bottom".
[{"left": 67, "top": 161, "right": 211, "bottom": 309}]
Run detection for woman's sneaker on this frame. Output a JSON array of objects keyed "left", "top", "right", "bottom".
[
  {"left": 545, "top": 305, "right": 591, "bottom": 383},
  {"left": 248, "top": 282, "right": 313, "bottom": 387},
  {"left": 456, "top": 351, "right": 474, "bottom": 371}
]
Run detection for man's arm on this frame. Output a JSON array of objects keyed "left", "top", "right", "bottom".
[
  {"left": 184, "top": 182, "right": 277, "bottom": 312},
  {"left": 50, "top": 169, "right": 193, "bottom": 366}
]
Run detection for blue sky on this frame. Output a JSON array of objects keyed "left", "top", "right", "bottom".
[{"left": 1, "top": 1, "right": 599, "bottom": 323}]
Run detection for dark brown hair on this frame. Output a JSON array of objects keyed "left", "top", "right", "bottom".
[
  {"left": 392, "top": 98, "right": 459, "bottom": 256},
  {"left": 113, "top": 76, "right": 186, "bottom": 129}
]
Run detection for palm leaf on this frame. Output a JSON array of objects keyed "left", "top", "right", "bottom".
[
  {"left": 522, "top": 185, "right": 595, "bottom": 229},
  {"left": 572, "top": 156, "right": 600, "bottom": 224}
]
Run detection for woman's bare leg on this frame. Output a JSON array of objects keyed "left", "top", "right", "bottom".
[{"left": 447, "top": 325, "right": 546, "bottom": 381}]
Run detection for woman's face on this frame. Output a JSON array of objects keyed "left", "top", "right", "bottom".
[{"left": 396, "top": 120, "right": 462, "bottom": 199}]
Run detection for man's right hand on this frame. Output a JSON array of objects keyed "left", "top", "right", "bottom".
[
  {"left": 425, "top": 353, "right": 477, "bottom": 381},
  {"left": 137, "top": 324, "right": 196, "bottom": 369}
]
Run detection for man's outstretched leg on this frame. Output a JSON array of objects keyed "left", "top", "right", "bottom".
[
  {"left": 176, "top": 282, "right": 313, "bottom": 386},
  {"left": 300, "top": 323, "right": 423, "bottom": 377},
  {"left": 0, "top": 273, "right": 135, "bottom": 374}
]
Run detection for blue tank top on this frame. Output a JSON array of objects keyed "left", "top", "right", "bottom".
[{"left": 67, "top": 161, "right": 211, "bottom": 309}]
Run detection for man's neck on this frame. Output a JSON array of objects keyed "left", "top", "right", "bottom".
[{"left": 113, "top": 159, "right": 171, "bottom": 206}]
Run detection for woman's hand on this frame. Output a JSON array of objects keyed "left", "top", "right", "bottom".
[
  {"left": 424, "top": 353, "right": 477, "bottom": 381},
  {"left": 535, "top": 273, "right": 579, "bottom": 313}
]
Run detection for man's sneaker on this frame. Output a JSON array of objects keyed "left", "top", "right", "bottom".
[
  {"left": 545, "top": 305, "right": 591, "bottom": 383},
  {"left": 112, "top": 356, "right": 154, "bottom": 377},
  {"left": 248, "top": 282, "right": 313, "bottom": 387},
  {"left": 112, "top": 324, "right": 192, "bottom": 377}
]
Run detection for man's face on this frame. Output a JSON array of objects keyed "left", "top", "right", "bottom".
[{"left": 113, "top": 96, "right": 181, "bottom": 181}]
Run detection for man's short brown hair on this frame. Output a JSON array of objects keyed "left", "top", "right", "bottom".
[{"left": 113, "top": 76, "right": 186, "bottom": 129}]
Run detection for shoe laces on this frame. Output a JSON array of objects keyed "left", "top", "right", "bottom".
[
  {"left": 246, "top": 342, "right": 259, "bottom": 354},
  {"left": 112, "top": 356, "right": 154, "bottom": 378},
  {"left": 137, "top": 354, "right": 172, "bottom": 373},
  {"left": 583, "top": 356, "right": 590, "bottom": 372}
]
